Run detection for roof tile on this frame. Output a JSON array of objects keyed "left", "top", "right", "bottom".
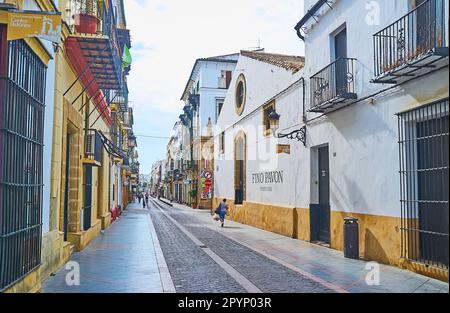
[{"left": 241, "top": 50, "right": 305, "bottom": 73}]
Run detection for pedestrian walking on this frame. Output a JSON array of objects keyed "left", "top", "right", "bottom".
[
  {"left": 138, "top": 193, "right": 142, "bottom": 204},
  {"left": 145, "top": 192, "right": 149, "bottom": 208},
  {"left": 142, "top": 192, "right": 146, "bottom": 208},
  {"left": 214, "top": 198, "right": 229, "bottom": 228}
]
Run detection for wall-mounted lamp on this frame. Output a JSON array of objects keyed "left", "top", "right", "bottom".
[{"left": 268, "top": 110, "right": 307, "bottom": 147}]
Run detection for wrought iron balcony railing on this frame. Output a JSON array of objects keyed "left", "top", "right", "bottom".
[
  {"left": 372, "top": 0, "right": 448, "bottom": 84},
  {"left": 66, "top": 0, "right": 123, "bottom": 90},
  {"left": 310, "top": 57, "right": 357, "bottom": 112}
]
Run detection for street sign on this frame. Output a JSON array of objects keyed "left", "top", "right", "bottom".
[{"left": 6, "top": 10, "right": 62, "bottom": 43}]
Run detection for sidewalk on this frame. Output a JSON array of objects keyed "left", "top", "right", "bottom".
[
  {"left": 42, "top": 202, "right": 173, "bottom": 293},
  {"left": 166, "top": 201, "right": 449, "bottom": 293}
]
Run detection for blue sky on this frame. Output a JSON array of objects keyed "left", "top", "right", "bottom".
[{"left": 124, "top": 0, "right": 305, "bottom": 174}]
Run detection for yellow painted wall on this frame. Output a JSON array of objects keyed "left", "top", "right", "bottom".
[
  {"left": 2, "top": 0, "right": 116, "bottom": 293},
  {"left": 51, "top": 21, "right": 112, "bottom": 250}
]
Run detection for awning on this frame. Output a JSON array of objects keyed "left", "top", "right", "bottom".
[
  {"left": 70, "top": 34, "right": 122, "bottom": 90},
  {"left": 65, "top": 37, "right": 112, "bottom": 125}
]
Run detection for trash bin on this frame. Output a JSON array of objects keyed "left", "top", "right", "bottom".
[{"left": 344, "top": 217, "right": 359, "bottom": 259}]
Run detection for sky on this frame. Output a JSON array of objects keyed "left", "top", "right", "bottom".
[{"left": 123, "top": 0, "right": 305, "bottom": 174}]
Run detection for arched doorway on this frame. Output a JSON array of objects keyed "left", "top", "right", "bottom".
[{"left": 234, "top": 132, "right": 246, "bottom": 205}]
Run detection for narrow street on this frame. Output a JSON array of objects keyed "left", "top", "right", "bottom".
[{"left": 43, "top": 198, "right": 449, "bottom": 293}]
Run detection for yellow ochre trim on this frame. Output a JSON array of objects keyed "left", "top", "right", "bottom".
[
  {"left": 24, "top": 37, "right": 53, "bottom": 65},
  {"left": 212, "top": 197, "right": 447, "bottom": 281}
]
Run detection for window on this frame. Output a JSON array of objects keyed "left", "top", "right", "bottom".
[
  {"left": 219, "top": 70, "right": 232, "bottom": 89},
  {"left": 262, "top": 100, "right": 276, "bottom": 136},
  {"left": 0, "top": 39, "right": 48, "bottom": 290},
  {"left": 219, "top": 132, "right": 225, "bottom": 155},
  {"left": 235, "top": 74, "right": 246, "bottom": 116},
  {"left": 215, "top": 98, "right": 224, "bottom": 123},
  {"left": 397, "top": 99, "right": 449, "bottom": 269}
]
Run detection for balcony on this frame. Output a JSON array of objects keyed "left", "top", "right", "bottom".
[
  {"left": 109, "top": 84, "right": 129, "bottom": 113},
  {"left": 372, "top": 0, "right": 448, "bottom": 84},
  {"left": 309, "top": 58, "right": 357, "bottom": 113},
  {"left": 84, "top": 129, "right": 103, "bottom": 166},
  {"left": 65, "top": 0, "right": 123, "bottom": 90}
]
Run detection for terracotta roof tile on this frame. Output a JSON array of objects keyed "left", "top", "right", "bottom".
[{"left": 241, "top": 50, "right": 305, "bottom": 73}]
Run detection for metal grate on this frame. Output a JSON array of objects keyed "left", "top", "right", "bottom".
[
  {"left": 373, "top": 0, "right": 448, "bottom": 78},
  {"left": 0, "top": 40, "right": 47, "bottom": 290},
  {"left": 397, "top": 98, "right": 449, "bottom": 269},
  {"left": 310, "top": 57, "right": 357, "bottom": 111}
]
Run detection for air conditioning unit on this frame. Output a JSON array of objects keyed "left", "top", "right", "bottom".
[
  {"left": 85, "top": 133, "right": 95, "bottom": 156},
  {"left": 84, "top": 130, "right": 103, "bottom": 164}
]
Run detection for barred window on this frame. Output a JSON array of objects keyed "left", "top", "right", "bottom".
[
  {"left": 397, "top": 99, "right": 449, "bottom": 269},
  {"left": 0, "top": 40, "right": 47, "bottom": 290}
]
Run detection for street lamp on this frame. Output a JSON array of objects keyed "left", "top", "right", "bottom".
[{"left": 268, "top": 109, "right": 307, "bottom": 147}]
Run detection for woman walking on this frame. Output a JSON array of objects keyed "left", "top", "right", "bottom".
[{"left": 216, "top": 199, "right": 229, "bottom": 228}]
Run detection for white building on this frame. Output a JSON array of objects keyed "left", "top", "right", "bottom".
[
  {"left": 214, "top": 0, "right": 449, "bottom": 280},
  {"left": 213, "top": 49, "right": 306, "bottom": 232},
  {"left": 150, "top": 160, "right": 165, "bottom": 196},
  {"left": 179, "top": 53, "right": 239, "bottom": 207}
]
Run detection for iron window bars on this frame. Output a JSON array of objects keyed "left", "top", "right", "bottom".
[
  {"left": 397, "top": 98, "right": 449, "bottom": 269},
  {"left": 373, "top": 0, "right": 448, "bottom": 83},
  {"left": 0, "top": 40, "right": 47, "bottom": 290},
  {"left": 309, "top": 57, "right": 357, "bottom": 112}
]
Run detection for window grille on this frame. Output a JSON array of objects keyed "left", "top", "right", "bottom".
[
  {"left": 0, "top": 40, "right": 47, "bottom": 290},
  {"left": 397, "top": 98, "right": 449, "bottom": 269}
]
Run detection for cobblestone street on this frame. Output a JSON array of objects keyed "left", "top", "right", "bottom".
[
  {"left": 149, "top": 199, "right": 448, "bottom": 293},
  {"left": 149, "top": 199, "right": 334, "bottom": 293},
  {"left": 40, "top": 199, "right": 449, "bottom": 293}
]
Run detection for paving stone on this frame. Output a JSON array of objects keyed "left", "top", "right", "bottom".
[
  {"left": 42, "top": 205, "right": 163, "bottom": 293},
  {"left": 153, "top": 202, "right": 333, "bottom": 293},
  {"left": 149, "top": 208, "right": 245, "bottom": 293}
]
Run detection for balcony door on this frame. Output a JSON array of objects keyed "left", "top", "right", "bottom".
[
  {"left": 416, "top": 0, "right": 433, "bottom": 51},
  {"left": 334, "top": 28, "right": 347, "bottom": 96}
]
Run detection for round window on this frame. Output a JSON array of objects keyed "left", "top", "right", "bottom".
[{"left": 235, "top": 74, "right": 246, "bottom": 115}]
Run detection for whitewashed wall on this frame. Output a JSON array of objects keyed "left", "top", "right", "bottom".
[
  {"left": 299, "top": 0, "right": 449, "bottom": 217},
  {"left": 214, "top": 0, "right": 449, "bottom": 219},
  {"left": 214, "top": 55, "right": 304, "bottom": 206}
]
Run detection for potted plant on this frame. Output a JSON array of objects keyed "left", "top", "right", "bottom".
[{"left": 74, "top": 0, "right": 100, "bottom": 34}]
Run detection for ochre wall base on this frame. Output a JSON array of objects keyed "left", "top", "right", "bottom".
[
  {"left": 213, "top": 197, "right": 448, "bottom": 281},
  {"left": 100, "top": 212, "right": 112, "bottom": 230},
  {"left": 330, "top": 211, "right": 401, "bottom": 266},
  {"left": 399, "top": 258, "right": 449, "bottom": 282},
  {"left": 67, "top": 220, "right": 102, "bottom": 252},
  {"left": 4, "top": 230, "right": 70, "bottom": 293}
]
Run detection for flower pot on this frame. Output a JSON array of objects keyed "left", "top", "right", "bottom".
[{"left": 74, "top": 13, "right": 99, "bottom": 34}]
